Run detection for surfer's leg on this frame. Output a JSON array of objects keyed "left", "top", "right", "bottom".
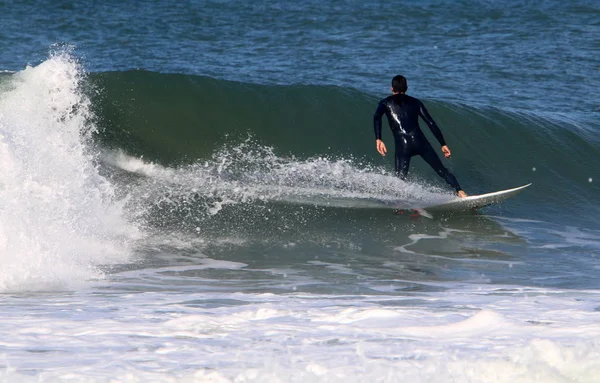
[
  {"left": 419, "top": 143, "right": 464, "bottom": 193},
  {"left": 394, "top": 135, "right": 412, "bottom": 180}
]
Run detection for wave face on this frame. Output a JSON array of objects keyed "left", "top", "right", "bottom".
[
  {"left": 90, "top": 70, "right": 375, "bottom": 163},
  {"left": 90, "top": 71, "right": 600, "bottom": 228},
  {"left": 0, "top": 53, "right": 138, "bottom": 292}
]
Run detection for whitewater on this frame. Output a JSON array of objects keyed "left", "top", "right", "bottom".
[{"left": 0, "top": 52, "right": 138, "bottom": 292}]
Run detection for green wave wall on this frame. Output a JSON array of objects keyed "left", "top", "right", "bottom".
[{"left": 90, "top": 70, "right": 600, "bottom": 214}]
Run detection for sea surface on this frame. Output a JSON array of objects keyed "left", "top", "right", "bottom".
[{"left": 1, "top": 1, "right": 600, "bottom": 382}]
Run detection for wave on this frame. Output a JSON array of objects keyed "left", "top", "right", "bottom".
[
  {"left": 0, "top": 52, "right": 139, "bottom": 292},
  {"left": 87, "top": 70, "right": 600, "bottom": 225},
  {"left": 2, "top": 64, "right": 600, "bottom": 271}
]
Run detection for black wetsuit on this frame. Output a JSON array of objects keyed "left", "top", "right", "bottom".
[{"left": 373, "top": 93, "right": 462, "bottom": 192}]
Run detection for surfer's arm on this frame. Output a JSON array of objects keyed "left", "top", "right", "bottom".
[
  {"left": 418, "top": 100, "right": 447, "bottom": 147},
  {"left": 373, "top": 102, "right": 388, "bottom": 156},
  {"left": 373, "top": 101, "right": 386, "bottom": 141}
]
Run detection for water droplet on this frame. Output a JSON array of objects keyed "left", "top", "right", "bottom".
[{"left": 532, "top": 167, "right": 536, "bottom": 171}]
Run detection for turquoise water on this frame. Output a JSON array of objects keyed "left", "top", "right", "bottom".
[{"left": 1, "top": 1, "right": 600, "bottom": 381}]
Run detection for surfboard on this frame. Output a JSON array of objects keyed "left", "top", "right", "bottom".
[{"left": 422, "top": 183, "right": 531, "bottom": 213}]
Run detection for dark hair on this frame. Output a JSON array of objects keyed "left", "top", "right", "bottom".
[{"left": 392, "top": 75, "right": 408, "bottom": 93}]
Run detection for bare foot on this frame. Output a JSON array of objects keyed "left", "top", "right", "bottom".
[{"left": 457, "top": 190, "right": 468, "bottom": 198}]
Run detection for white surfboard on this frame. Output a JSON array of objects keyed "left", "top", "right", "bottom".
[{"left": 422, "top": 183, "right": 531, "bottom": 213}]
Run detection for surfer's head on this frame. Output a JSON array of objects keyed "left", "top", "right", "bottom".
[{"left": 391, "top": 75, "right": 408, "bottom": 94}]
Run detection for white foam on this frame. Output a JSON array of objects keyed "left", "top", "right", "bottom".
[
  {"left": 2, "top": 286, "right": 600, "bottom": 382},
  {"left": 0, "top": 51, "right": 138, "bottom": 292}
]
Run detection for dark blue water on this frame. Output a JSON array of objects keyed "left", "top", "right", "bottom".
[{"left": 3, "top": 0, "right": 599, "bottom": 113}]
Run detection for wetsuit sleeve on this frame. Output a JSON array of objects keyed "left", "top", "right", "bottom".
[
  {"left": 418, "top": 100, "right": 447, "bottom": 146},
  {"left": 373, "top": 101, "right": 386, "bottom": 140}
]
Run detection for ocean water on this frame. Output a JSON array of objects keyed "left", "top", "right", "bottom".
[{"left": 1, "top": 0, "right": 600, "bottom": 381}]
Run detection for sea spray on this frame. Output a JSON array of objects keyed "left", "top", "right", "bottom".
[
  {"left": 0, "top": 51, "right": 138, "bottom": 292},
  {"left": 103, "top": 138, "right": 452, "bottom": 235}
]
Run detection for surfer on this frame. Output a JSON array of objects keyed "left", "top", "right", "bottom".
[{"left": 373, "top": 75, "right": 467, "bottom": 197}]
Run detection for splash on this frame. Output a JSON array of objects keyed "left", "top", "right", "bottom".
[
  {"left": 0, "top": 51, "right": 138, "bottom": 292},
  {"left": 105, "top": 138, "right": 453, "bottom": 223}
]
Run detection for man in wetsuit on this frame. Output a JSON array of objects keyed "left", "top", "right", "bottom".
[{"left": 373, "top": 75, "right": 467, "bottom": 197}]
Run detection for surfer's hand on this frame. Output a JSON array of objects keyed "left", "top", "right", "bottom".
[
  {"left": 441, "top": 145, "right": 451, "bottom": 158},
  {"left": 376, "top": 139, "right": 387, "bottom": 156}
]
